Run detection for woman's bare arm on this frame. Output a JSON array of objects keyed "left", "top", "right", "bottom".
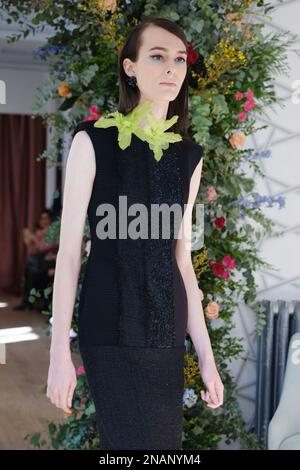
[
  {"left": 175, "top": 158, "right": 224, "bottom": 408},
  {"left": 47, "top": 129, "right": 95, "bottom": 412},
  {"left": 50, "top": 130, "right": 96, "bottom": 355},
  {"left": 175, "top": 158, "right": 215, "bottom": 364}
]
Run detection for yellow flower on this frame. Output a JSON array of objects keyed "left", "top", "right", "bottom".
[
  {"left": 201, "top": 39, "right": 248, "bottom": 87},
  {"left": 184, "top": 354, "right": 199, "bottom": 387}
]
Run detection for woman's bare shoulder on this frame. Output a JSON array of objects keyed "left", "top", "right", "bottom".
[
  {"left": 72, "top": 119, "right": 97, "bottom": 139},
  {"left": 68, "top": 123, "right": 96, "bottom": 180}
]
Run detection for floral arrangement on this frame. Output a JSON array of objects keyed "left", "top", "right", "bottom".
[{"left": 1, "top": 0, "right": 293, "bottom": 450}]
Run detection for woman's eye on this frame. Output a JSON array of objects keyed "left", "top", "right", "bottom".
[
  {"left": 149, "top": 54, "right": 186, "bottom": 63},
  {"left": 150, "top": 54, "right": 163, "bottom": 61}
]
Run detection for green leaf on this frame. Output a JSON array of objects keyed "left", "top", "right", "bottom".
[{"left": 58, "top": 95, "right": 79, "bottom": 111}]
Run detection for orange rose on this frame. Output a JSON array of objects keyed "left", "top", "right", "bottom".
[
  {"left": 226, "top": 12, "right": 242, "bottom": 31},
  {"left": 58, "top": 81, "right": 70, "bottom": 97},
  {"left": 229, "top": 131, "right": 246, "bottom": 149},
  {"left": 205, "top": 301, "right": 219, "bottom": 320},
  {"left": 104, "top": 0, "right": 117, "bottom": 11}
]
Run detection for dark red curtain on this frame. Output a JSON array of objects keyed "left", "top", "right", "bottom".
[{"left": 0, "top": 114, "right": 47, "bottom": 294}]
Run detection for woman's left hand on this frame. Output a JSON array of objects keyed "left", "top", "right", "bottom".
[{"left": 198, "top": 360, "right": 224, "bottom": 408}]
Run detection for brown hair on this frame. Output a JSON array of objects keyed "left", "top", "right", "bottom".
[
  {"left": 35, "top": 208, "right": 52, "bottom": 230},
  {"left": 118, "top": 17, "right": 189, "bottom": 138}
]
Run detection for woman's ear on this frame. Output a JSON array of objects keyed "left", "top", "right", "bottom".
[{"left": 123, "top": 58, "right": 135, "bottom": 76}]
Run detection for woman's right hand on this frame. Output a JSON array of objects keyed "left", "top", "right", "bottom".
[{"left": 46, "top": 350, "right": 77, "bottom": 413}]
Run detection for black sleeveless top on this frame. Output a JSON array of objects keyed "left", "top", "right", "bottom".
[{"left": 73, "top": 120, "right": 203, "bottom": 349}]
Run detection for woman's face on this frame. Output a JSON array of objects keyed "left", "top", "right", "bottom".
[
  {"left": 123, "top": 25, "right": 187, "bottom": 105},
  {"left": 39, "top": 212, "right": 51, "bottom": 228}
]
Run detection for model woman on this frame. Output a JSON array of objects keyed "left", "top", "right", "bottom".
[{"left": 47, "top": 17, "right": 224, "bottom": 450}]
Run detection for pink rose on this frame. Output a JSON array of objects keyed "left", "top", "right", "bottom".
[
  {"left": 76, "top": 365, "right": 85, "bottom": 376},
  {"left": 235, "top": 91, "right": 244, "bottom": 100},
  {"left": 243, "top": 100, "right": 255, "bottom": 111},
  {"left": 222, "top": 255, "right": 237, "bottom": 270},
  {"left": 84, "top": 115, "right": 97, "bottom": 121},
  {"left": 88, "top": 105, "right": 99, "bottom": 115},
  {"left": 246, "top": 89, "right": 254, "bottom": 100},
  {"left": 221, "top": 269, "right": 229, "bottom": 280},
  {"left": 207, "top": 186, "right": 217, "bottom": 202},
  {"left": 237, "top": 112, "right": 247, "bottom": 122},
  {"left": 84, "top": 104, "right": 101, "bottom": 122}
]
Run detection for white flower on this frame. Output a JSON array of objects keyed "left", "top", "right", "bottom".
[
  {"left": 183, "top": 388, "right": 198, "bottom": 408},
  {"left": 85, "top": 240, "right": 91, "bottom": 256}
]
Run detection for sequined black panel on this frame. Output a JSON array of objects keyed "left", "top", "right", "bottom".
[
  {"left": 115, "top": 136, "right": 185, "bottom": 348},
  {"left": 144, "top": 141, "right": 184, "bottom": 348}
]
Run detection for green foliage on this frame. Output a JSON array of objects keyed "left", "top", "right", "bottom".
[
  {"left": 25, "top": 372, "right": 101, "bottom": 449},
  {"left": 1, "top": 0, "right": 292, "bottom": 450}
]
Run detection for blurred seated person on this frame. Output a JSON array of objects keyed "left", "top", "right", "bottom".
[{"left": 14, "top": 209, "right": 59, "bottom": 310}]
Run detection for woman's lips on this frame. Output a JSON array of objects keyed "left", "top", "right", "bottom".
[{"left": 160, "top": 82, "right": 176, "bottom": 87}]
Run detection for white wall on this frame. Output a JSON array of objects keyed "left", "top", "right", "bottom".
[
  {"left": 0, "top": 23, "right": 56, "bottom": 208},
  {"left": 224, "top": 0, "right": 300, "bottom": 448}
]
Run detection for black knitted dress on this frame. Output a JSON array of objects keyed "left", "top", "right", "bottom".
[{"left": 72, "top": 119, "right": 203, "bottom": 450}]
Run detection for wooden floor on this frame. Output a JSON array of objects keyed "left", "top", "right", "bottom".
[{"left": 0, "top": 291, "right": 80, "bottom": 450}]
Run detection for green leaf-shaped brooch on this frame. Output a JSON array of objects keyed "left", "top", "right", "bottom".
[{"left": 93, "top": 100, "right": 183, "bottom": 161}]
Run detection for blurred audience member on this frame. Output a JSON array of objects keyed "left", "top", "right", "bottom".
[{"left": 14, "top": 209, "right": 59, "bottom": 311}]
